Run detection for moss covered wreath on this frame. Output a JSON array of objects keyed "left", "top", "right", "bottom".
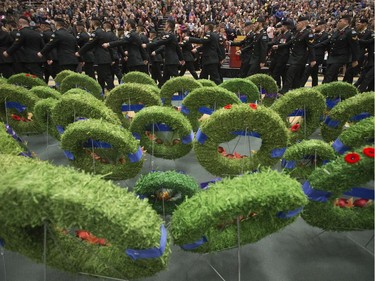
[
  {"left": 7, "top": 73, "right": 47, "bottom": 89},
  {"left": 59, "top": 73, "right": 102, "bottom": 99},
  {"left": 171, "top": 169, "right": 308, "bottom": 253},
  {"left": 314, "top": 81, "right": 358, "bottom": 110},
  {"left": 219, "top": 78, "right": 260, "bottom": 103},
  {"left": 0, "top": 154, "right": 168, "bottom": 279},
  {"left": 122, "top": 71, "right": 158, "bottom": 87},
  {"left": 160, "top": 76, "right": 202, "bottom": 106},
  {"left": 321, "top": 91, "right": 374, "bottom": 142},
  {"left": 181, "top": 86, "right": 241, "bottom": 130},
  {"left": 0, "top": 84, "right": 43, "bottom": 135},
  {"left": 271, "top": 88, "right": 326, "bottom": 143},
  {"left": 332, "top": 117, "right": 374, "bottom": 154},
  {"left": 0, "top": 77, "right": 7, "bottom": 84},
  {"left": 30, "top": 86, "right": 61, "bottom": 100},
  {"left": 282, "top": 140, "right": 336, "bottom": 180},
  {"left": 198, "top": 79, "right": 216, "bottom": 87},
  {"left": 105, "top": 83, "right": 162, "bottom": 128},
  {"left": 129, "top": 106, "right": 193, "bottom": 159},
  {"left": 0, "top": 123, "right": 31, "bottom": 157},
  {"left": 33, "top": 98, "right": 61, "bottom": 139},
  {"left": 54, "top": 70, "right": 76, "bottom": 88},
  {"left": 247, "top": 73, "right": 279, "bottom": 106},
  {"left": 61, "top": 119, "right": 143, "bottom": 179},
  {"left": 194, "top": 103, "right": 288, "bottom": 177},
  {"left": 301, "top": 146, "right": 374, "bottom": 231},
  {"left": 134, "top": 171, "right": 200, "bottom": 215},
  {"left": 51, "top": 90, "right": 121, "bottom": 139}
]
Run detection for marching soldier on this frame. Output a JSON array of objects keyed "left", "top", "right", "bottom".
[
  {"left": 318, "top": 15, "right": 359, "bottom": 84},
  {"left": 228, "top": 22, "right": 254, "bottom": 78},
  {"left": 356, "top": 30, "right": 374, "bottom": 92},
  {"left": 3, "top": 16, "right": 44, "bottom": 79},
  {"left": 39, "top": 21, "right": 59, "bottom": 83},
  {"left": 76, "top": 22, "right": 96, "bottom": 79},
  {"left": 280, "top": 16, "right": 316, "bottom": 94},
  {"left": 148, "top": 28, "right": 164, "bottom": 85},
  {"left": 103, "top": 21, "right": 123, "bottom": 82},
  {"left": 184, "top": 21, "right": 222, "bottom": 84},
  {"left": 5, "top": 20, "right": 22, "bottom": 74},
  {"left": 300, "top": 19, "right": 329, "bottom": 87},
  {"left": 179, "top": 28, "right": 198, "bottom": 79},
  {"left": 144, "top": 19, "right": 184, "bottom": 86},
  {"left": 137, "top": 24, "right": 150, "bottom": 74},
  {"left": 38, "top": 18, "right": 79, "bottom": 73},
  {"left": 0, "top": 22, "right": 14, "bottom": 78},
  {"left": 77, "top": 17, "right": 115, "bottom": 92}
]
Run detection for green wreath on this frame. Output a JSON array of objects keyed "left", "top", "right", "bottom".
[
  {"left": 301, "top": 146, "right": 374, "bottom": 231},
  {"left": 247, "top": 74, "right": 279, "bottom": 106},
  {"left": 198, "top": 79, "right": 216, "bottom": 87},
  {"left": 271, "top": 88, "right": 326, "bottom": 143},
  {"left": 219, "top": 78, "right": 260, "bottom": 103},
  {"left": 0, "top": 154, "right": 168, "bottom": 279},
  {"left": 171, "top": 169, "right": 308, "bottom": 253},
  {"left": 134, "top": 171, "right": 200, "bottom": 215},
  {"left": 160, "top": 77, "right": 202, "bottom": 106},
  {"left": 321, "top": 92, "right": 374, "bottom": 142},
  {"left": 181, "top": 86, "right": 241, "bottom": 131},
  {"left": 129, "top": 106, "right": 193, "bottom": 159},
  {"left": 332, "top": 117, "right": 374, "bottom": 154},
  {"left": 282, "top": 140, "right": 336, "bottom": 180},
  {"left": 60, "top": 73, "right": 102, "bottom": 99},
  {"left": 194, "top": 104, "right": 288, "bottom": 177},
  {"left": 51, "top": 91, "right": 121, "bottom": 140},
  {"left": 54, "top": 70, "right": 76, "bottom": 89},
  {"left": 0, "top": 84, "right": 43, "bottom": 135},
  {"left": 0, "top": 123, "right": 31, "bottom": 156},
  {"left": 30, "top": 86, "right": 61, "bottom": 100},
  {"left": 0, "top": 77, "right": 7, "bottom": 84},
  {"left": 314, "top": 81, "right": 358, "bottom": 110},
  {"left": 33, "top": 98, "right": 61, "bottom": 140},
  {"left": 105, "top": 83, "right": 162, "bottom": 128},
  {"left": 122, "top": 71, "right": 157, "bottom": 87},
  {"left": 7, "top": 73, "right": 47, "bottom": 89},
  {"left": 61, "top": 119, "right": 143, "bottom": 180}
]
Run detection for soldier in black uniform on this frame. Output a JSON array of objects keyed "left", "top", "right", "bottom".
[
  {"left": 39, "top": 21, "right": 59, "bottom": 83},
  {"left": 280, "top": 16, "right": 316, "bottom": 94},
  {"left": 137, "top": 24, "right": 150, "bottom": 74},
  {"left": 217, "top": 27, "right": 226, "bottom": 83},
  {"left": 148, "top": 29, "right": 164, "bottom": 85},
  {"left": 228, "top": 22, "right": 253, "bottom": 78},
  {"left": 269, "top": 20, "right": 293, "bottom": 89},
  {"left": 185, "top": 21, "right": 222, "bottom": 84},
  {"left": 3, "top": 16, "right": 44, "bottom": 79},
  {"left": 77, "top": 17, "right": 115, "bottom": 91},
  {"left": 6, "top": 20, "right": 22, "bottom": 74},
  {"left": 318, "top": 15, "right": 359, "bottom": 84},
  {"left": 145, "top": 19, "right": 184, "bottom": 86},
  {"left": 300, "top": 19, "right": 329, "bottom": 87},
  {"left": 246, "top": 17, "right": 269, "bottom": 76},
  {"left": 343, "top": 18, "right": 372, "bottom": 84},
  {"left": 179, "top": 28, "right": 198, "bottom": 79},
  {"left": 103, "top": 19, "right": 148, "bottom": 74},
  {"left": 103, "top": 21, "right": 123, "bottom": 83},
  {"left": 356, "top": 30, "right": 374, "bottom": 92},
  {"left": 38, "top": 18, "right": 78, "bottom": 73},
  {"left": 0, "top": 22, "right": 14, "bottom": 78},
  {"left": 76, "top": 22, "right": 96, "bottom": 79}
]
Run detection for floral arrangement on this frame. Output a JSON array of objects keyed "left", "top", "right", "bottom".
[
  {"left": 160, "top": 76, "right": 202, "bottom": 106},
  {"left": 247, "top": 73, "right": 279, "bottom": 106},
  {"left": 198, "top": 79, "right": 216, "bottom": 87},
  {"left": 314, "top": 81, "right": 358, "bottom": 110},
  {"left": 59, "top": 73, "right": 102, "bottom": 99},
  {"left": 129, "top": 106, "right": 193, "bottom": 159},
  {"left": 0, "top": 154, "right": 168, "bottom": 279},
  {"left": 61, "top": 119, "right": 143, "bottom": 179},
  {"left": 0, "top": 123, "right": 31, "bottom": 156},
  {"left": 181, "top": 86, "right": 241, "bottom": 130},
  {"left": 30, "top": 86, "right": 61, "bottom": 100},
  {"left": 33, "top": 98, "right": 61, "bottom": 139},
  {"left": 54, "top": 70, "right": 76, "bottom": 88},
  {"left": 7, "top": 73, "right": 47, "bottom": 89},
  {"left": 122, "top": 71, "right": 158, "bottom": 87},
  {"left": 219, "top": 78, "right": 260, "bottom": 103},
  {"left": 134, "top": 171, "right": 200, "bottom": 215},
  {"left": 171, "top": 169, "right": 308, "bottom": 253},
  {"left": 321, "top": 92, "right": 374, "bottom": 142}
]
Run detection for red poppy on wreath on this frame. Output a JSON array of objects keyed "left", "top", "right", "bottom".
[
  {"left": 224, "top": 104, "right": 232, "bottom": 110},
  {"left": 344, "top": 152, "right": 361, "bottom": 164},
  {"left": 249, "top": 103, "right": 257, "bottom": 110},
  {"left": 25, "top": 73, "right": 31, "bottom": 77},
  {"left": 363, "top": 147, "right": 374, "bottom": 158},
  {"left": 32, "top": 75, "right": 36, "bottom": 78},
  {"left": 11, "top": 114, "right": 21, "bottom": 121},
  {"left": 291, "top": 123, "right": 300, "bottom": 132}
]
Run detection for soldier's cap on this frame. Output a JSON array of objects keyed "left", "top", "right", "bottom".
[
  {"left": 19, "top": 16, "right": 30, "bottom": 23},
  {"left": 297, "top": 16, "right": 309, "bottom": 22},
  {"left": 149, "top": 28, "right": 156, "bottom": 33},
  {"left": 244, "top": 21, "right": 252, "bottom": 27},
  {"left": 256, "top": 17, "right": 265, "bottom": 23},
  {"left": 339, "top": 14, "right": 351, "bottom": 21},
  {"left": 359, "top": 18, "right": 368, "bottom": 24},
  {"left": 316, "top": 19, "right": 326, "bottom": 26},
  {"left": 282, "top": 20, "right": 293, "bottom": 26}
]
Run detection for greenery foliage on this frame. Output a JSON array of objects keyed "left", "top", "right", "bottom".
[{"left": 160, "top": 77, "right": 202, "bottom": 106}]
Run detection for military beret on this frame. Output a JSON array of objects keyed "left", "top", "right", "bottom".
[{"left": 297, "top": 16, "right": 309, "bottom": 22}]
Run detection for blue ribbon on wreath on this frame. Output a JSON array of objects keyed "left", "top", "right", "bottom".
[
  {"left": 121, "top": 104, "right": 145, "bottom": 112},
  {"left": 56, "top": 125, "right": 75, "bottom": 160},
  {"left": 171, "top": 90, "right": 189, "bottom": 101},
  {"left": 198, "top": 106, "right": 214, "bottom": 115},
  {"left": 277, "top": 207, "right": 304, "bottom": 219},
  {"left": 181, "top": 131, "right": 194, "bottom": 144},
  {"left": 349, "top": 112, "right": 371, "bottom": 122},
  {"left": 146, "top": 123, "right": 174, "bottom": 132},
  {"left": 180, "top": 105, "right": 190, "bottom": 115},
  {"left": 326, "top": 97, "right": 341, "bottom": 109},
  {"left": 5, "top": 124, "right": 23, "bottom": 143},
  {"left": 128, "top": 147, "right": 143, "bottom": 163},
  {"left": 196, "top": 129, "right": 208, "bottom": 144},
  {"left": 231, "top": 131, "right": 261, "bottom": 138},
  {"left": 180, "top": 236, "right": 208, "bottom": 250},
  {"left": 200, "top": 178, "right": 222, "bottom": 189},
  {"left": 0, "top": 238, "right": 4, "bottom": 247},
  {"left": 271, "top": 147, "right": 287, "bottom": 158},
  {"left": 332, "top": 138, "right": 350, "bottom": 154},
  {"left": 5, "top": 101, "right": 27, "bottom": 113},
  {"left": 281, "top": 159, "right": 296, "bottom": 169},
  {"left": 288, "top": 109, "right": 305, "bottom": 117},
  {"left": 83, "top": 139, "right": 113, "bottom": 149},
  {"left": 132, "top": 132, "right": 141, "bottom": 140},
  {"left": 324, "top": 116, "right": 340, "bottom": 128},
  {"left": 19, "top": 151, "right": 33, "bottom": 158},
  {"left": 238, "top": 94, "right": 248, "bottom": 103},
  {"left": 126, "top": 224, "right": 167, "bottom": 260}
]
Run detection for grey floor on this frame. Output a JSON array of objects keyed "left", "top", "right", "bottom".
[{"left": 0, "top": 127, "right": 373, "bottom": 281}]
